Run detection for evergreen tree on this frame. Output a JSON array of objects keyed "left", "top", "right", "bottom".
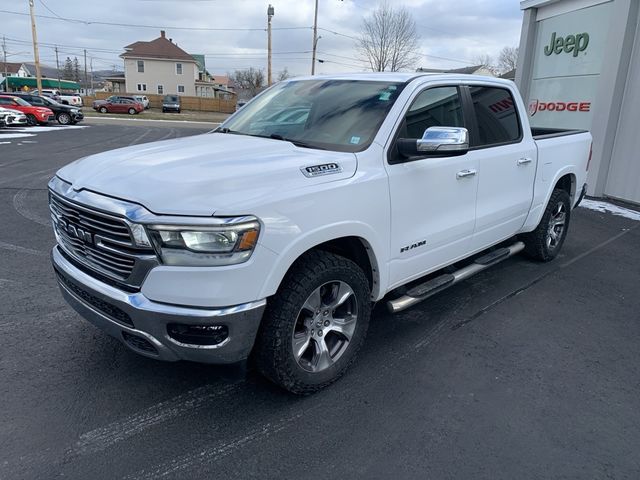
[
  {"left": 62, "top": 57, "right": 74, "bottom": 80},
  {"left": 73, "top": 57, "right": 81, "bottom": 82}
]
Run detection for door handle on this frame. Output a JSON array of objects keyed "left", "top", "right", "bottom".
[
  {"left": 517, "top": 157, "right": 533, "bottom": 165},
  {"left": 456, "top": 169, "right": 477, "bottom": 179}
]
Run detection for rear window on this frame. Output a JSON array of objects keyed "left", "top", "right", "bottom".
[{"left": 469, "top": 86, "right": 521, "bottom": 147}]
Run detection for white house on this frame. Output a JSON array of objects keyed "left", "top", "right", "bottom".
[{"left": 0, "top": 62, "right": 31, "bottom": 80}]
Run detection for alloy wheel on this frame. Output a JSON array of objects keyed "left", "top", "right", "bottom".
[
  {"left": 292, "top": 281, "right": 358, "bottom": 373},
  {"left": 546, "top": 202, "right": 566, "bottom": 250}
]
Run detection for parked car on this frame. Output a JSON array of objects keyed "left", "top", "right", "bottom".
[
  {"left": 31, "top": 89, "right": 83, "bottom": 107},
  {"left": 132, "top": 95, "right": 150, "bottom": 109},
  {"left": 162, "top": 94, "right": 181, "bottom": 113},
  {"left": 12, "top": 93, "right": 83, "bottom": 125},
  {"left": 48, "top": 74, "right": 591, "bottom": 394},
  {"left": 0, "top": 95, "right": 54, "bottom": 125},
  {"left": 92, "top": 96, "right": 144, "bottom": 115},
  {"left": 0, "top": 106, "right": 28, "bottom": 126}
]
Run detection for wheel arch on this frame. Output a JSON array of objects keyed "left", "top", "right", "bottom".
[{"left": 259, "top": 228, "right": 385, "bottom": 302}]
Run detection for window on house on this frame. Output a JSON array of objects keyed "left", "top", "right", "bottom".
[
  {"left": 176, "top": 63, "right": 183, "bottom": 75},
  {"left": 137, "top": 60, "right": 144, "bottom": 73},
  {"left": 137, "top": 84, "right": 147, "bottom": 92},
  {"left": 178, "top": 85, "right": 185, "bottom": 94},
  {"left": 157, "top": 85, "right": 164, "bottom": 95}
]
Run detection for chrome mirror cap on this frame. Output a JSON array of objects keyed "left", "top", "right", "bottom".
[{"left": 417, "top": 126, "right": 469, "bottom": 152}]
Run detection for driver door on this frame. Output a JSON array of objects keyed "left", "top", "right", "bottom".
[{"left": 385, "top": 85, "right": 479, "bottom": 288}]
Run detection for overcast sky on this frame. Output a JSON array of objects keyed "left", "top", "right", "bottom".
[{"left": 1, "top": 0, "right": 523, "bottom": 76}]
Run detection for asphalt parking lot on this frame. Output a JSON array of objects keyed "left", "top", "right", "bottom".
[{"left": 1, "top": 121, "right": 640, "bottom": 479}]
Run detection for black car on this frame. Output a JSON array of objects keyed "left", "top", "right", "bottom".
[
  {"left": 12, "top": 93, "right": 83, "bottom": 125},
  {"left": 162, "top": 94, "right": 181, "bottom": 113}
]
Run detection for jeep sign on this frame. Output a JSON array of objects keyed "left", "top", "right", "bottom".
[{"left": 543, "top": 32, "right": 589, "bottom": 57}]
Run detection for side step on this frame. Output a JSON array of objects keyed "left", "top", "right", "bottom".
[{"left": 387, "top": 241, "right": 525, "bottom": 314}]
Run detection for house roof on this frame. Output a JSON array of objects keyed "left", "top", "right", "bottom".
[
  {"left": 500, "top": 68, "right": 516, "bottom": 80},
  {"left": 121, "top": 30, "right": 197, "bottom": 62},
  {"left": 0, "top": 62, "right": 28, "bottom": 75}
]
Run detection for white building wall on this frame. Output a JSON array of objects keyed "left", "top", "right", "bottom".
[{"left": 124, "top": 58, "right": 198, "bottom": 96}]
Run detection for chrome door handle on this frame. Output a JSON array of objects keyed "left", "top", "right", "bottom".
[
  {"left": 518, "top": 157, "right": 533, "bottom": 165},
  {"left": 456, "top": 169, "right": 477, "bottom": 179}
]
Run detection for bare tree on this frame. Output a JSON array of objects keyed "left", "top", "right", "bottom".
[
  {"left": 497, "top": 46, "right": 519, "bottom": 73},
  {"left": 472, "top": 54, "right": 498, "bottom": 75},
  {"left": 229, "top": 67, "right": 265, "bottom": 98},
  {"left": 357, "top": 2, "right": 421, "bottom": 72},
  {"left": 277, "top": 67, "right": 291, "bottom": 82}
]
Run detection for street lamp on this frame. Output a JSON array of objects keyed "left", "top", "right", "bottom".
[{"left": 267, "top": 4, "right": 275, "bottom": 85}]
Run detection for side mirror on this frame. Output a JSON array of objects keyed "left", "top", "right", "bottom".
[{"left": 397, "top": 126, "right": 469, "bottom": 159}]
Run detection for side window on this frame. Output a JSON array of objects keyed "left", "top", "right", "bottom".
[
  {"left": 0, "top": 98, "right": 10, "bottom": 105},
  {"left": 176, "top": 63, "right": 183, "bottom": 75},
  {"left": 404, "top": 86, "right": 464, "bottom": 139},
  {"left": 469, "top": 86, "right": 521, "bottom": 146},
  {"left": 137, "top": 60, "right": 144, "bottom": 73}
]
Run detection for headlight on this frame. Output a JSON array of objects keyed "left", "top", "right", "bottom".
[
  {"left": 147, "top": 220, "right": 260, "bottom": 266},
  {"left": 70, "top": 108, "right": 79, "bottom": 113}
]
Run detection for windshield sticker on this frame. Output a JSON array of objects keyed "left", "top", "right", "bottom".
[
  {"left": 379, "top": 91, "right": 392, "bottom": 101},
  {"left": 350, "top": 136, "right": 361, "bottom": 144}
]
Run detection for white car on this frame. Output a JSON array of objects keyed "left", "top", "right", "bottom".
[
  {"left": 0, "top": 106, "right": 28, "bottom": 126},
  {"left": 31, "top": 89, "right": 83, "bottom": 107},
  {"left": 132, "top": 95, "right": 149, "bottom": 109},
  {"left": 49, "top": 73, "right": 592, "bottom": 394}
]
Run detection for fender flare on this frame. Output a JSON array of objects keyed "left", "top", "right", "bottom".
[{"left": 522, "top": 166, "right": 577, "bottom": 232}]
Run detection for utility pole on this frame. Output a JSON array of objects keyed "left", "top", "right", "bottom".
[
  {"left": 311, "top": 0, "right": 319, "bottom": 75},
  {"left": 83, "top": 49, "right": 88, "bottom": 94},
  {"left": 2, "top": 36, "right": 7, "bottom": 91},
  {"left": 90, "top": 57, "right": 94, "bottom": 94},
  {"left": 267, "top": 4, "right": 274, "bottom": 86},
  {"left": 55, "top": 46, "right": 61, "bottom": 91},
  {"left": 28, "top": 0, "right": 43, "bottom": 93}
]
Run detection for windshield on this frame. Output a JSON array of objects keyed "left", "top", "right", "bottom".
[
  {"left": 164, "top": 95, "right": 179, "bottom": 102},
  {"left": 12, "top": 97, "right": 31, "bottom": 106},
  {"left": 41, "top": 96, "right": 62, "bottom": 107},
  {"left": 220, "top": 79, "right": 405, "bottom": 152}
]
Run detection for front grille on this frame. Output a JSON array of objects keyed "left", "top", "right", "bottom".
[
  {"left": 55, "top": 269, "right": 133, "bottom": 327},
  {"left": 49, "top": 192, "right": 152, "bottom": 283}
]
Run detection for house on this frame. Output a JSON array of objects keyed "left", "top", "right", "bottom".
[
  {"left": 0, "top": 62, "right": 31, "bottom": 80},
  {"left": 500, "top": 68, "right": 516, "bottom": 81},
  {"left": 416, "top": 65, "right": 495, "bottom": 76},
  {"left": 121, "top": 30, "right": 199, "bottom": 96}
]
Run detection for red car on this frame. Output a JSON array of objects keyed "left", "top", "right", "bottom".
[
  {"left": 92, "top": 96, "right": 143, "bottom": 115},
  {"left": 0, "top": 95, "right": 55, "bottom": 126}
]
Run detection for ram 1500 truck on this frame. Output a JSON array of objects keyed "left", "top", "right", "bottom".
[{"left": 49, "top": 74, "right": 592, "bottom": 394}]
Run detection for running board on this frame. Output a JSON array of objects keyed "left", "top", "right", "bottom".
[{"left": 387, "top": 241, "right": 525, "bottom": 314}]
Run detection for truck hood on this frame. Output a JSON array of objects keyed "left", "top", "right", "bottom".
[{"left": 57, "top": 132, "right": 357, "bottom": 216}]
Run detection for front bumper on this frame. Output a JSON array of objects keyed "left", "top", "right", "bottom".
[
  {"left": 71, "top": 111, "right": 84, "bottom": 122},
  {"left": 52, "top": 245, "right": 266, "bottom": 364}
]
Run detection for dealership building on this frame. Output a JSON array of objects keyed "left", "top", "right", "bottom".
[{"left": 516, "top": 0, "right": 640, "bottom": 204}]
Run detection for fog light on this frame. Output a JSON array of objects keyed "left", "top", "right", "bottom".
[{"left": 167, "top": 324, "right": 229, "bottom": 346}]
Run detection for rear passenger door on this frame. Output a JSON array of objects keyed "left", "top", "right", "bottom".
[{"left": 465, "top": 85, "right": 537, "bottom": 251}]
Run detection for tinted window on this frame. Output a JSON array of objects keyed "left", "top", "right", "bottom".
[
  {"left": 469, "top": 86, "right": 521, "bottom": 146},
  {"left": 403, "top": 86, "right": 464, "bottom": 139}
]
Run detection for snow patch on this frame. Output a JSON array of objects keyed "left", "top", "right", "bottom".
[{"left": 580, "top": 199, "right": 640, "bottom": 221}]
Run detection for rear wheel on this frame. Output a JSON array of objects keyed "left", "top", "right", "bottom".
[
  {"left": 99, "top": 107, "right": 108, "bottom": 114},
  {"left": 57, "top": 112, "right": 71, "bottom": 125},
  {"left": 255, "top": 251, "right": 371, "bottom": 394},
  {"left": 522, "top": 189, "right": 571, "bottom": 261}
]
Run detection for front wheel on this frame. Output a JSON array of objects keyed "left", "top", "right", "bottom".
[
  {"left": 255, "top": 251, "right": 371, "bottom": 394},
  {"left": 26, "top": 114, "right": 38, "bottom": 126},
  {"left": 128, "top": 108, "right": 136, "bottom": 115},
  {"left": 99, "top": 107, "right": 108, "bottom": 114},
  {"left": 522, "top": 189, "right": 571, "bottom": 261},
  {"left": 57, "top": 112, "right": 71, "bottom": 125}
]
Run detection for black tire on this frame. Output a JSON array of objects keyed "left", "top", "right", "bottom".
[
  {"left": 255, "top": 250, "right": 371, "bottom": 395},
  {"left": 57, "top": 112, "right": 71, "bottom": 125},
  {"left": 162, "top": 108, "right": 166, "bottom": 113},
  {"left": 99, "top": 107, "right": 108, "bottom": 114},
  {"left": 128, "top": 108, "right": 136, "bottom": 115},
  {"left": 26, "top": 114, "right": 38, "bottom": 126},
  {"left": 522, "top": 189, "right": 571, "bottom": 261}
]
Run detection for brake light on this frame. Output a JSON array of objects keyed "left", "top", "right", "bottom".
[{"left": 586, "top": 143, "right": 592, "bottom": 172}]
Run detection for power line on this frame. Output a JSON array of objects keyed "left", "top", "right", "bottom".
[{"left": 0, "top": 9, "right": 312, "bottom": 32}]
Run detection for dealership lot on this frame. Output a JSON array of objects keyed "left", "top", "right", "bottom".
[{"left": 1, "top": 122, "right": 639, "bottom": 479}]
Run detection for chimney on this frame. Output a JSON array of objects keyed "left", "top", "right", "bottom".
[{"left": 160, "top": 30, "right": 166, "bottom": 38}]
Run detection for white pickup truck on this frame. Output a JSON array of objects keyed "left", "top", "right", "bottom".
[{"left": 49, "top": 73, "right": 592, "bottom": 394}]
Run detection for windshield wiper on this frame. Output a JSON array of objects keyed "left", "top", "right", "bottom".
[{"left": 269, "top": 134, "right": 326, "bottom": 150}]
